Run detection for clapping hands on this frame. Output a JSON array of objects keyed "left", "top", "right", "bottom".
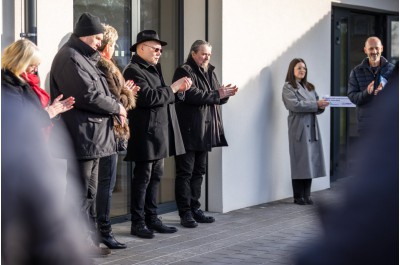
[
  {"left": 218, "top": 84, "right": 239, "bottom": 99},
  {"left": 46, "top": 94, "right": 75, "bottom": 119},
  {"left": 125, "top": 80, "right": 140, "bottom": 96},
  {"left": 171, "top": 77, "right": 192, "bottom": 93}
]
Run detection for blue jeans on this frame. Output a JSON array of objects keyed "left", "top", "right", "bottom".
[
  {"left": 96, "top": 154, "right": 118, "bottom": 235},
  {"left": 130, "top": 159, "right": 164, "bottom": 222}
]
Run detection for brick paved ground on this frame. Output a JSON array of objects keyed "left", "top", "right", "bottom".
[{"left": 93, "top": 181, "right": 345, "bottom": 265}]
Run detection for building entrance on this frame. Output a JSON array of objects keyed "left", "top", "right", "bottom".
[{"left": 331, "top": 6, "right": 398, "bottom": 181}]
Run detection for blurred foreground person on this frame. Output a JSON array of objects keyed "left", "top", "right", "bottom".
[
  {"left": 2, "top": 68, "right": 90, "bottom": 264},
  {"left": 296, "top": 63, "right": 399, "bottom": 265}
]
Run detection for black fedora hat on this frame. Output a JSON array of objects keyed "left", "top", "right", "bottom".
[{"left": 130, "top": 30, "right": 167, "bottom": 52}]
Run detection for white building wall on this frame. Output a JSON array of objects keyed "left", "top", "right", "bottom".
[
  {"left": 38, "top": 0, "right": 73, "bottom": 91},
  {"left": 202, "top": 0, "right": 398, "bottom": 212}
]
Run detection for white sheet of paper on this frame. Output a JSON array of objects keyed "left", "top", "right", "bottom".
[{"left": 323, "top": 96, "right": 356, "bottom": 108}]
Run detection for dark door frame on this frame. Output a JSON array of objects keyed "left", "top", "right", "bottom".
[{"left": 330, "top": 5, "right": 399, "bottom": 182}]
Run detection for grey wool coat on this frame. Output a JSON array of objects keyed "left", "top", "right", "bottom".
[{"left": 282, "top": 82, "right": 326, "bottom": 179}]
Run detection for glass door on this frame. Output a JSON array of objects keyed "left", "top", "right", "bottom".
[
  {"left": 331, "top": 7, "right": 399, "bottom": 181},
  {"left": 74, "top": 0, "right": 133, "bottom": 221},
  {"left": 331, "top": 8, "right": 377, "bottom": 181}
]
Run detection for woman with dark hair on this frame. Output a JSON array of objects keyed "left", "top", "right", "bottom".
[{"left": 282, "top": 58, "right": 329, "bottom": 205}]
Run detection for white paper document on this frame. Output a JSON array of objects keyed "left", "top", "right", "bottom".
[{"left": 323, "top": 96, "right": 356, "bottom": 108}]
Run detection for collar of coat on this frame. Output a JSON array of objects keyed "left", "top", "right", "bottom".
[
  {"left": 68, "top": 34, "right": 101, "bottom": 62},
  {"left": 98, "top": 56, "right": 120, "bottom": 75},
  {"left": 1, "top": 69, "right": 28, "bottom": 88},
  {"left": 360, "top": 56, "right": 389, "bottom": 69},
  {"left": 131, "top": 54, "right": 162, "bottom": 71}
]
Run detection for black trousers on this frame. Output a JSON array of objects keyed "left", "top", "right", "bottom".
[
  {"left": 130, "top": 159, "right": 164, "bottom": 222},
  {"left": 292, "top": 179, "right": 312, "bottom": 199},
  {"left": 96, "top": 153, "right": 118, "bottom": 235},
  {"left": 175, "top": 150, "right": 207, "bottom": 217},
  {"left": 66, "top": 158, "right": 99, "bottom": 240}
]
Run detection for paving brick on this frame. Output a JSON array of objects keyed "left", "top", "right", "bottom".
[{"left": 93, "top": 182, "right": 346, "bottom": 265}]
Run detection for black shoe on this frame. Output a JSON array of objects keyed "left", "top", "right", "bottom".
[
  {"left": 180, "top": 211, "right": 198, "bottom": 228},
  {"left": 192, "top": 209, "right": 215, "bottom": 223},
  {"left": 305, "top": 197, "right": 314, "bottom": 205},
  {"left": 146, "top": 216, "right": 178, "bottom": 233},
  {"left": 294, "top": 198, "right": 306, "bottom": 205},
  {"left": 130, "top": 221, "right": 155, "bottom": 239},
  {"left": 101, "top": 233, "right": 127, "bottom": 249}
]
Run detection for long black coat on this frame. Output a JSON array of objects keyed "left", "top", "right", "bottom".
[
  {"left": 172, "top": 57, "right": 228, "bottom": 152},
  {"left": 122, "top": 54, "right": 185, "bottom": 161},
  {"left": 50, "top": 34, "right": 121, "bottom": 159}
]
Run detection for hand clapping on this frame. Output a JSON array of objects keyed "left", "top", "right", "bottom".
[
  {"left": 218, "top": 84, "right": 239, "bottom": 99},
  {"left": 171, "top": 77, "right": 192, "bottom": 93}
]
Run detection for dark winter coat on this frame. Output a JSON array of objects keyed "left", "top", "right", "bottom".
[
  {"left": 347, "top": 56, "right": 395, "bottom": 131},
  {"left": 97, "top": 57, "right": 136, "bottom": 143},
  {"left": 172, "top": 57, "right": 228, "bottom": 152},
  {"left": 50, "top": 34, "right": 121, "bottom": 159},
  {"left": 122, "top": 54, "right": 185, "bottom": 161},
  {"left": 1, "top": 69, "right": 51, "bottom": 128}
]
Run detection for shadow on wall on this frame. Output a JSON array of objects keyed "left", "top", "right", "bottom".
[
  {"left": 222, "top": 11, "right": 331, "bottom": 208},
  {"left": 44, "top": 33, "right": 72, "bottom": 91}
]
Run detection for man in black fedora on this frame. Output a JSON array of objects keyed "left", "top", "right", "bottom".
[{"left": 123, "top": 30, "right": 192, "bottom": 239}]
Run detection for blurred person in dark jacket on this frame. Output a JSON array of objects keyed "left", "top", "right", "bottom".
[
  {"left": 347, "top": 36, "right": 395, "bottom": 134},
  {"left": 172, "top": 40, "right": 238, "bottom": 228},
  {"left": 123, "top": 30, "right": 192, "bottom": 239},
  {"left": 296, "top": 63, "right": 399, "bottom": 265},
  {"left": 2, "top": 60, "right": 90, "bottom": 265}
]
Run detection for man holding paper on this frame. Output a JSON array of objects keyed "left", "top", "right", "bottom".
[{"left": 347, "top": 36, "right": 395, "bottom": 134}]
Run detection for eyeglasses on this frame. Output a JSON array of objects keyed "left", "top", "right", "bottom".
[{"left": 143, "top": 43, "right": 163, "bottom": 53}]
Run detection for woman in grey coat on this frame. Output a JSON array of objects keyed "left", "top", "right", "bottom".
[{"left": 282, "top": 58, "right": 329, "bottom": 205}]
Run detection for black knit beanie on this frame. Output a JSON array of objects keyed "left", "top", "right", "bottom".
[{"left": 74, "top": 12, "right": 104, "bottom": 37}]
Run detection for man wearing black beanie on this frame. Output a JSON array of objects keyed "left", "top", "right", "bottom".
[{"left": 50, "top": 12, "right": 127, "bottom": 256}]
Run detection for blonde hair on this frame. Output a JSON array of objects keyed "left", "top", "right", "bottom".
[
  {"left": 98, "top": 24, "right": 118, "bottom": 52},
  {"left": 1, "top": 39, "right": 41, "bottom": 77}
]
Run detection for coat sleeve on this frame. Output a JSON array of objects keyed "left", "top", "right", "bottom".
[
  {"left": 347, "top": 69, "right": 373, "bottom": 106},
  {"left": 172, "top": 66, "right": 220, "bottom": 106},
  {"left": 282, "top": 83, "right": 318, "bottom": 113},
  {"left": 53, "top": 56, "right": 120, "bottom": 115},
  {"left": 123, "top": 65, "right": 175, "bottom": 108}
]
